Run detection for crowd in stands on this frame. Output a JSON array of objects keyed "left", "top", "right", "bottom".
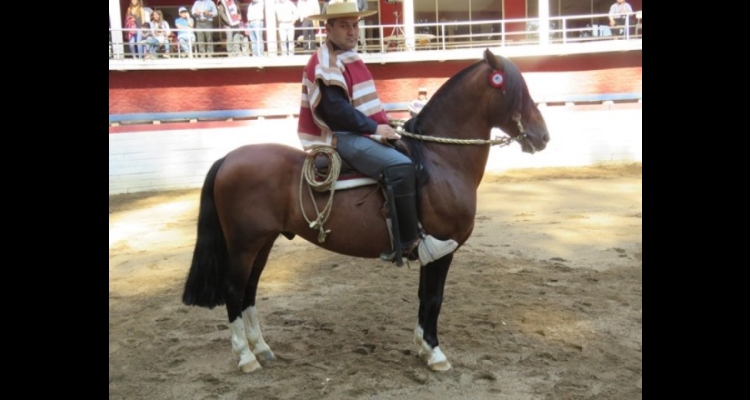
[
  {"left": 119, "top": 0, "right": 640, "bottom": 60},
  {"left": 122, "top": 0, "right": 348, "bottom": 59}
]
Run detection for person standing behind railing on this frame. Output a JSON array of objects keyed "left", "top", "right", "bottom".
[
  {"left": 175, "top": 7, "right": 195, "bottom": 57},
  {"left": 125, "top": 0, "right": 152, "bottom": 59},
  {"left": 356, "top": 0, "right": 368, "bottom": 53},
  {"left": 275, "top": 0, "right": 299, "bottom": 56},
  {"left": 246, "top": 0, "right": 265, "bottom": 57},
  {"left": 218, "top": 0, "right": 243, "bottom": 57},
  {"left": 192, "top": 0, "right": 218, "bottom": 57},
  {"left": 608, "top": 0, "right": 634, "bottom": 38},
  {"left": 297, "top": 0, "right": 320, "bottom": 51}
]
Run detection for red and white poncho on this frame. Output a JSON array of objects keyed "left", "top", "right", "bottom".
[{"left": 297, "top": 41, "right": 389, "bottom": 151}]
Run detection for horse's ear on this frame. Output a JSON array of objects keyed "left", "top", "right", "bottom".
[{"left": 484, "top": 48, "right": 504, "bottom": 71}]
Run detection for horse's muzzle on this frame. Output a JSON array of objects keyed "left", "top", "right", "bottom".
[{"left": 521, "top": 130, "right": 549, "bottom": 153}]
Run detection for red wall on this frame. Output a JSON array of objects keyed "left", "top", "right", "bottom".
[
  {"left": 504, "top": 0, "right": 526, "bottom": 32},
  {"left": 109, "top": 51, "right": 641, "bottom": 114}
]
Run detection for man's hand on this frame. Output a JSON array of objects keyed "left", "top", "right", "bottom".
[{"left": 375, "top": 124, "right": 401, "bottom": 141}]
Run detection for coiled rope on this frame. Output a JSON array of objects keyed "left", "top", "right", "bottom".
[{"left": 299, "top": 146, "right": 342, "bottom": 243}]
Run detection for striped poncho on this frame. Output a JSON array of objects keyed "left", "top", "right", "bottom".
[{"left": 297, "top": 41, "right": 389, "bottom": 151}]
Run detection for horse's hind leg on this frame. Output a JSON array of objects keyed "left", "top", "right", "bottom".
[
  {"left": 225, "top": 237, "right": 275, "bottom": 373},
  {"left": 241, "top": 236, "right": 277, "bottom": 363},
  {"left": 414, "top": 253, "right": 453, "bottom": 372}
]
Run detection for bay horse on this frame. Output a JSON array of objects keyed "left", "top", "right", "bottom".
[{"left": 182, "top": 48, "right": 550, "bottom": 373}]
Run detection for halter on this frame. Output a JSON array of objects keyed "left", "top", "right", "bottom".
[{"left": 389, "top": 111, "right": 530, "bottom": 150}]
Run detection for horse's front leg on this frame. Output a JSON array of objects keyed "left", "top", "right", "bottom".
[{"left": 414, "top": 253, "right": 453, "bottom": 372}]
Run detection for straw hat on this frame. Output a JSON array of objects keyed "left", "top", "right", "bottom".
[{"left": 307, "top": 0, "right": 378, "bottom": 21}]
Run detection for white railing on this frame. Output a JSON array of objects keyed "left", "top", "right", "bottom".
[{"left": 109, "top": 12, "right": 641, "bottom": 60}]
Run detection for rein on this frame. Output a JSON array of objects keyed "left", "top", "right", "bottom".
[{"left": 388, "top": 112, "right": 528, "bottom": 148}]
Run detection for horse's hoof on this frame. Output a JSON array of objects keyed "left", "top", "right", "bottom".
[
  {"left": 255, "top": 349, "right": 275, "bottom": 361},
  {"left": 239, "top": 359, "right": 262, "bottom": 373},
  {"left": 424, "top": 345, "right": 451, "bottom": 372},
  {"left": 428, "top": 360, "right": 452, "bottom": 372}
]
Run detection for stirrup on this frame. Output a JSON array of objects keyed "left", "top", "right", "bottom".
[
  {"left": 379, "top": 238, "right": 420, "bottom": 266},
  {"left": 417, "top": 235, "right": 458, "bottom": 266}
]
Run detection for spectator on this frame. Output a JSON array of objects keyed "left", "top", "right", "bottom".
[
  {"left": 275, "top": 0, "right": 299, "bottom": 56},
  {"left": 145, "top": 10, "right": 171, "bottom": 58},
  {"left": 124, "top": 13, "right": 139, "bottom": 59},
  {"left": 218, "top": 0, "right": 244, "bottom": 57},
  {"left": 356, "top": 0, "right": 368, "bottom": 53},
  {"left": 124, "top": 0, "right": 151, "bottom": 59},
  {"left": 608, "top": 0, "right": 634, "bottom": 38},
  {"left": 239, "top": 20, "right": 251, "bottom": 56},
  {"left": 139, "top": 22, "right": 155, "bottom": 59},
  {"left": 246, "top": 0, "right": 265, "bottom": 57},
  {"left": 297, "top": 1, "right": 458, "bottom": 266},
  {"left": 408, "top": 87, "right": 429, "bottom": 118},
  {"left": 191, "top": 0, "right": 218, "bottom": 57},
  {"left": 174, "top": 6, "right": 195, "bottom": 57},
  {"left": 297, "top": 0, "right": 320, "bottom": 52}
]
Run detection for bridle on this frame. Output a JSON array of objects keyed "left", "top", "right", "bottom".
[{"left": 389, "top": 111, "right": 532, "bottom": 151}]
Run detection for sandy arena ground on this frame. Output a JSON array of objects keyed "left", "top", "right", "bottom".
[{"left": 109, "top": 162, "right": 642, "bottom": 400}]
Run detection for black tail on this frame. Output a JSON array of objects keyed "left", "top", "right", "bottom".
[{"left": 182, "top": 157, "right": 228, "bottom": 309}]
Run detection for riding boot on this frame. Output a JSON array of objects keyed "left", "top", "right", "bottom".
[{"left": 382, "top": 164, "right": 458, "bottom": 266}]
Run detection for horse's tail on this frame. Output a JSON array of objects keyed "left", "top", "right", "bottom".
[{"left": 182, "top": 157, "right": 228, "bottom": 309}]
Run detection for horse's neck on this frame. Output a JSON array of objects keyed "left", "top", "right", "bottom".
[{"left": 418, "top": 85, "right": 493, "bottom": 188}]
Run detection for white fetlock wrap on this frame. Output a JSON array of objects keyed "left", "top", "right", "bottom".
[
  {"left": 230, "top": 319, "right": 262, "bottom": 373},
  {"left": 418, "top": 235, "right": 458, "bottom": 266},
  {"left": 424, "top": 345, "right": 451, "bottom": 371},
  {"left": 414, "top": 324, "right": 451, "bottom": 371},
  {"left": 414, "top": 325, "right": 424, "bottom": 348}
]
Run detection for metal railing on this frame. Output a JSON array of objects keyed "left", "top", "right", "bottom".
[{"left": 109, "top": 11, "right": 641, "bottom": 60}]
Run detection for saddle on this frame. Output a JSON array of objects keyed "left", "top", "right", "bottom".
[{"left": 312, "top": 154, "right": 378, "bottom": 191}]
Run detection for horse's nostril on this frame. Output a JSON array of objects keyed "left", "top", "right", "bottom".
[{"left": 543, "top": 133, "right": 550, "bottom": 143}]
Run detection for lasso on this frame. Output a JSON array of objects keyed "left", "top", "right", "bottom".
[{"left": 299, "top": 146, "right": 342, "bottom": 243}]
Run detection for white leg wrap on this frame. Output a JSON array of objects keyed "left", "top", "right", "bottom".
[
  {"left": 414, "top": 324, "right": 452, "bottom": 371},
  {"left": 414, "top": 325, "right": 424, "bottom": 348},
  {"left": 242, "top": 306, "right": 275, "bottom": 360},
  {"left": 230, "top": 318, "right": 261, "bottom": 372},
  {"left": 418, "top": 235, "right": 458, "bottom": 266}
]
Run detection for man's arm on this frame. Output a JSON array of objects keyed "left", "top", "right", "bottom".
[{"left": 317, "top": 83, "right": 378, "bottom": 134}]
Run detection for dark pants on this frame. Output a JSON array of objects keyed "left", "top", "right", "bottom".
[
  {"left": 335, "top": 132, "right": 418, "bottom": 263},
  {"left": 334, "top": 132, "right": 411, "bottom": 179},
  {"left": 612, "top": 18, "right": 632, "bottom": 37},
  {"left": 195, "top": 20, "right": 214, "bottom": 55},
  {"left": 301, "top": 19, "right": 315, "bottom": 50}
]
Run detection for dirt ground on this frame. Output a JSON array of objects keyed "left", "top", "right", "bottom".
[{"left": 109, "top": 162, "right": 642, "bottom": 400}]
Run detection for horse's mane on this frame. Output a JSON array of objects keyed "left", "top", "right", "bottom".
[
  {"left": 403, "top": 54, "right": 528, "bottom": 157},
  {"left": 408, "top": 55, "right": 528, "bottom": 138}
]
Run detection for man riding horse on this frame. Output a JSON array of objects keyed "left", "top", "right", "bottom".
[{"left": 297, "top": 1, "right": 458, "bottom": 267}]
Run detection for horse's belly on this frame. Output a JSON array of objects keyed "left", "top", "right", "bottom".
[{"left": 289, "top": 187, "right": 393, "bottom": 259}]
